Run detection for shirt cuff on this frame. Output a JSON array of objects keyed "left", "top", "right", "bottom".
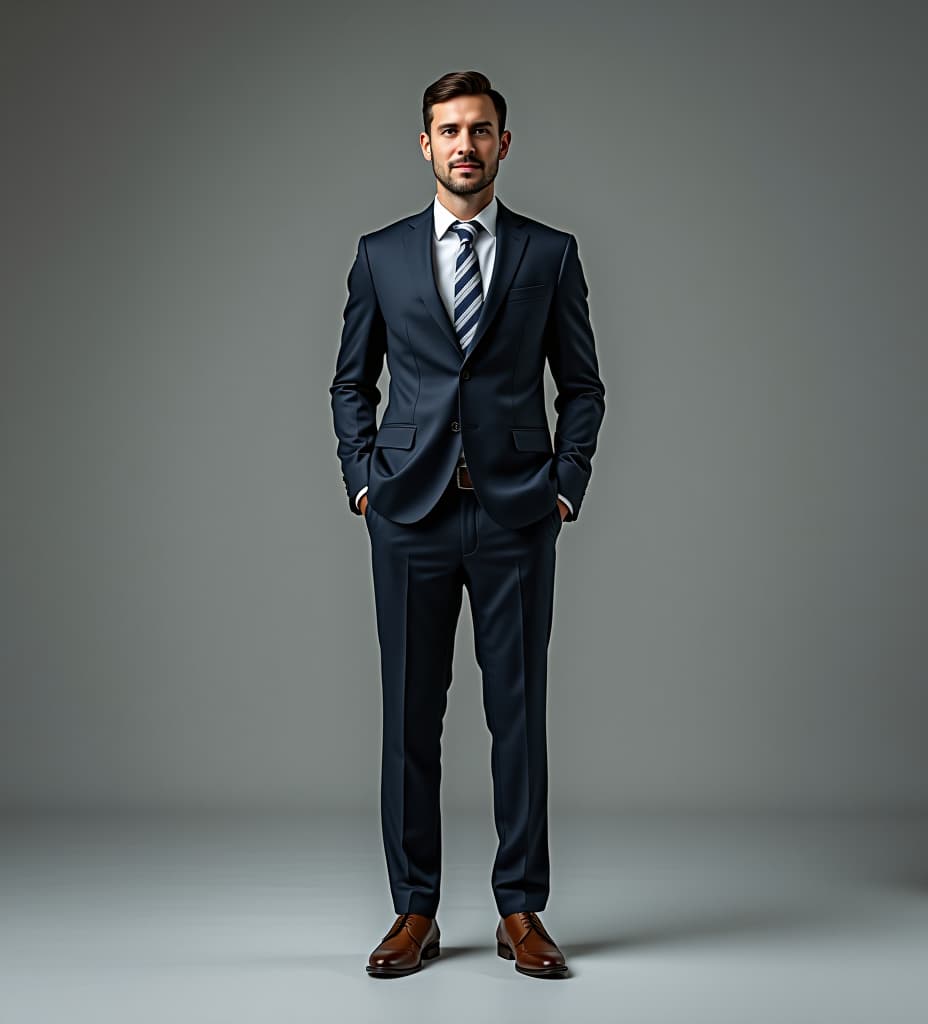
[
  {"left": 557, "top": 493, "right": 574, "bottom": 517},
  {"left": 355, "top": 485, "right": 369, "bottom": 510}
]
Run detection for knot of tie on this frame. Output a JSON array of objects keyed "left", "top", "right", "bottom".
[{"left": 451, "top": 220, "right": 479, "bottom": 245}]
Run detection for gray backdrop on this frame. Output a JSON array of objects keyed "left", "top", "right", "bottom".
[{"left": 2, "top": 1, "right": 925, "bottom": 813}]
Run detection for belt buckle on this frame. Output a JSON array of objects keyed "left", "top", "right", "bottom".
[{"left": 456, "top": 465, "right": 474, "bottom": 490}]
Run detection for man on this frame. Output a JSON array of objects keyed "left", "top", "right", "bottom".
[{"left": 330, "top": 70, "right": 605, "bottom": 980}]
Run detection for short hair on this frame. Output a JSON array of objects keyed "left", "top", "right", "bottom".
[{"left": 422, "top": 70, "right": 507, "bottom": 136}]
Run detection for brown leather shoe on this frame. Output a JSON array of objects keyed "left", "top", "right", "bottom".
[
  {"left": 496, "top": 911, "right": 568, "bottom": 977},
  {"left": 366, "top": 912, "right": 441, "bottom": 977}
]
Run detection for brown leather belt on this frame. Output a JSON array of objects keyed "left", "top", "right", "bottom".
[{"left": 456, "top": 465, "right": 474, "bottom": 490}]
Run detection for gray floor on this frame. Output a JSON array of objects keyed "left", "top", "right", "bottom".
[{"left": 2, "top": 810, "right": 926, "bottom": 1023}]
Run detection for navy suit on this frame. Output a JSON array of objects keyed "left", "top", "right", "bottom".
[{"left": 330, "top": 197, "right": 605, "bottom": 916}]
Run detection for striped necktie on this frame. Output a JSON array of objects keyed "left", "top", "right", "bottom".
[{"left": 450, "top": 220, "right": 483, "bottom": 350}]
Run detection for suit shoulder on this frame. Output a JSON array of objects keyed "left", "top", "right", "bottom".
[
  {"left": 501, "top": 209, "right": 578, "bottom": 273},
  {"left": 358, "top": 209, "right": 422, "bottom": 248},
  {"left": 506, "top": 206, "right": 574, "bottom": 245}
]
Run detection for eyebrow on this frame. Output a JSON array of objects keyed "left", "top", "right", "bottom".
[{"left": 436, "top": 120, "right": 494, "bottom": 130}]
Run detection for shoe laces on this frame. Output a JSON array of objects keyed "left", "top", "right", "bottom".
[
  {"left": 383, "top": 912, "right": 410, "bottom": 941},
  {"left": 517, "top": 911, "right": 553, "bottom": 945}
]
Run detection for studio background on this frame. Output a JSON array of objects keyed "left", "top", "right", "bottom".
[{"left": 2, "top": 0, "right": 925, "bottom": 816}]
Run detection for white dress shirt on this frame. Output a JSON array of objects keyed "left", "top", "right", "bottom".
[
  {"left": 431, "top": 192, "right": 497, "bottom": 326},
  {"left": 356, "top": 194, "right": 573, "bottom": 518}
]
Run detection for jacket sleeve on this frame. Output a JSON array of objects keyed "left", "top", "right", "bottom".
[
  {"left": 544, "top": 234, "right": 606, "bottom": 522},
  {"left": 329, "top": 236, "right": 387, "bottom": 514}
]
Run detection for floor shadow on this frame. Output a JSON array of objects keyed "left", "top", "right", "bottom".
[
  {"left": 564, "top": 903, "right": 851, "bottom": 957},
  {"left": 433, "top": 943, "right": 487, "bottom": 961}
]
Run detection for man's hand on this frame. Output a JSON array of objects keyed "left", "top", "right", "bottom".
[
  {"left": 557, "top": 497, "right": 569, "bottom": 521},
  {"left": 359, "top": 493, "right": 369, "bottom": 517}
]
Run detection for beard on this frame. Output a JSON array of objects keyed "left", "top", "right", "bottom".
[{"left": 433, "top": 156, "right": 499, "bottom": 196}]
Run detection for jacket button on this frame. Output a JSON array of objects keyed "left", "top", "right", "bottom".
[
  {"left": 461, "top": 369, "right": 471, "bottom": 380},
  {"left": 451, "top": 420, "right": 460, "bottom": 432}
]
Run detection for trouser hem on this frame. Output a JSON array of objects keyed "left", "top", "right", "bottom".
[
  {"left": 496, "top": 900, "right": 549, "bottom": 917},
  {"left": 395, "top": 894, "right": 440, "bottom": 918}
]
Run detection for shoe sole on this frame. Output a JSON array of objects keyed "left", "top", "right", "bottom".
[
  {"left": 497, "top": 940, "right": 568, "bottom": 977},
  {"left": 366, "top": 940, "right": 440, "bottom": 977}
]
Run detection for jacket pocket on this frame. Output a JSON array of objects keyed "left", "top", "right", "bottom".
[
  {"left": 511, "top": 427, "right": 553, "bottom": 453},
  {"left": 374, "top": 424, "right": 417, "bottom": 449},
  {"left": 507, "top": 283, "right": 550, "bottom": 303}
]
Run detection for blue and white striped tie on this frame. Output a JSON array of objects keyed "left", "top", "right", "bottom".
[{"left": 450, "top": 220, "right": 483, "bottom": 350}]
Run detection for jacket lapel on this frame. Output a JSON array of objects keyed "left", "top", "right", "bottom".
[
  {"left": 404, "top": 203, "right": 462, "bottom": 359},
  {"left": 403, "top": 197, "right": 529, "bottom": 363},
  {"left": 465, "top": 200, "right": 527, "bottom": 362}
]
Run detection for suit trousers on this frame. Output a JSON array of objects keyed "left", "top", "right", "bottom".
[{"left": 364, "top": 475, "right": 563, "bottom": 918}]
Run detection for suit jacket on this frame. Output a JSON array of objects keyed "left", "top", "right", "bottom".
[{"left": 330, "top": 197, "right": 606, "bottom": 530}]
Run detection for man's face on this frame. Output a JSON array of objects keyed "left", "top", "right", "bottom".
[{"left": 420, "top": 94, "right": 511, "bottom": 197}]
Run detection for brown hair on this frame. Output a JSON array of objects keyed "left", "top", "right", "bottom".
[{"left": 422, "top": 70, "right": 507, "bottom": 136}]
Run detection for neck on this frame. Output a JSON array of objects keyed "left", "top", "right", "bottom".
[{"left": 435, "top": 185, "right": 494, "bottom": 221}]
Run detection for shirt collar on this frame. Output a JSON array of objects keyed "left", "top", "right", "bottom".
[{"left": 433, "top": 193, "right": 498, "bottom": 241}]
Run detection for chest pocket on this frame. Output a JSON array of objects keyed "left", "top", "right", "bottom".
[{"left": 507, "top": 283, "right": 550, "bottom": 304}]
